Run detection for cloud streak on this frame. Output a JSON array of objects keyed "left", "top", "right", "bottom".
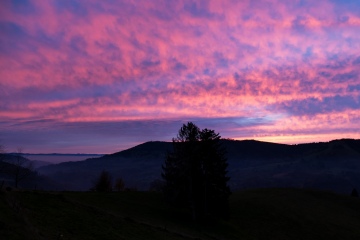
[{"left": 1, "top": 0, "right": 360, "bottom": 153}]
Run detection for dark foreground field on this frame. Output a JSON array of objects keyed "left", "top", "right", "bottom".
[{"left": 1, "top": 188, "right": 360, "bottom": 240}]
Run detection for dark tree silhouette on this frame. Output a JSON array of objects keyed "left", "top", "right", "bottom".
[
  {"left": 149, "top": 179, "right": 165, "bottom": 192},
  {"left": 162, "top": 122, "right": 231, "bottom": 221},
  {"left": 94, "top": 170, "right": 113, "bottom": 192},
  {"left": 199, "top": 128, "right": 231, "bottom": 219},
  {"left": 114, "top": 177, "right": 125, "bottom": 191},
  {"left": 12, "top": 148, "right": 34, "bottom": 188}
]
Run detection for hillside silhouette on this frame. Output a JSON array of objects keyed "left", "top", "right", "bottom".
[
  {"left": 0, "top": 154, "right": 61, "bottom": 190},
  {"left": 36, "top": 139, "right": 360, "bottom": 193}
]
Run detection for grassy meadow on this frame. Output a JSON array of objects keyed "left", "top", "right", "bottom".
[{"left": 1, "top": 188, "right": 360, "bottom": 240}]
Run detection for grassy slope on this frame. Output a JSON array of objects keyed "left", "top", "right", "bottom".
[{"left": 1, "top": 189, "right": 360, "bottom": 240}]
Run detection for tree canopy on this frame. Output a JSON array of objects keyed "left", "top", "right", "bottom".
[
  {"left": 93, "top": 170, "right": 113, "bottom": 192},
  {"left": 162, "top": 122, "right": 231, "bottom": 221}
]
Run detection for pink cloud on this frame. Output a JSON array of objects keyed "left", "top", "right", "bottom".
[{"left": 1, "top": 0, "right": 360, "bottom": 152}]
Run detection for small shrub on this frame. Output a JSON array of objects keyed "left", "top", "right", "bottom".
[
  {"left": 114, "top": 178, "right": 125, "bottom": 191},
  {"left": 149, "top": 179, "right": 165, "bottom": 192},
  {"left": 93, "top": 171, "right": 112, "bottom": 192}
]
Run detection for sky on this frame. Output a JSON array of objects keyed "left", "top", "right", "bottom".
[{"left": 1, "top": 0, "right": 360, "bottom": 154}]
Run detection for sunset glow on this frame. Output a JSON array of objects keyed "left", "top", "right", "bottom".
[{"left": 1, "top": 0, "right": 360, "bottom": 153}]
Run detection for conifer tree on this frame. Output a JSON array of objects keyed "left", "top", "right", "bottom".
[{"left": 162, "top": 122, "right": 231, "bottom": 221}]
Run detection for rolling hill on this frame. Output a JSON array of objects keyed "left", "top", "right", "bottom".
[{"left": 36, "top": 139, "right": 360, "bottom": 193}]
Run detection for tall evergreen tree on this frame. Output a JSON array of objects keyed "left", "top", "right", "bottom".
[
  {"left": 162, "top": 122, "right": 230, "bottom": 221},
  {"left": 199, "top": 128, "right": 230, "bottom": 219}
]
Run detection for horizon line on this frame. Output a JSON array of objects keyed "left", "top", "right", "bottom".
[{"left": 4, "top": 138, "right": 358, "bottom": 155}]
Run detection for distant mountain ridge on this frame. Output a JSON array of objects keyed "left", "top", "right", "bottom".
[
  {"left": 37, "top": 139, "right": 360, "bottom": 193},
  {"left": 0, "top": 154, "right": 63, "bottom": 190},
  {"left": 22, "top": 153, "right": 105, "bottom": 165},
  {"left": 10, "top": 153, "right": 105, "bottom": 156}
]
